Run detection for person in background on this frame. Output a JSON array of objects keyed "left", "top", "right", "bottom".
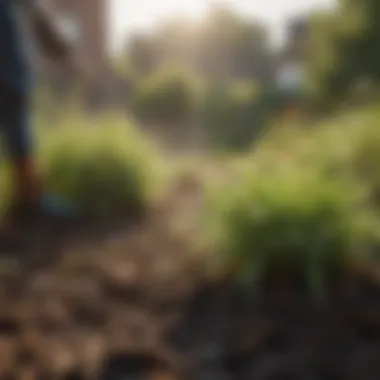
[{"left": 0, "top": 0, "right": 83, "bottom": 233}]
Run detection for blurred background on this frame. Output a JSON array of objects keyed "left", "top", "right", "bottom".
[{"left": 36, "top": 0, "right": 345, "bottom": 152}]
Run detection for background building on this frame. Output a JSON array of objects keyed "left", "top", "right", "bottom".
[{"left": 39, "top": 0, "right": 128, "bottom": 110}]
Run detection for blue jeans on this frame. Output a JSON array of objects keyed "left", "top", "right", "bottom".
[{"left": 0, "top": 87, "right": 32, "bottom": 159}]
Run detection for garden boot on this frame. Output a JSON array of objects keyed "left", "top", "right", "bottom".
[
  {"left": 5, "top": 193, "right": 77, "bottom": 230},
  {"left": 3, "top": 158, "right": 77, "bottom": 231},
  {"left": 0, "top": 193, "right": 77, "bottom": 256}
]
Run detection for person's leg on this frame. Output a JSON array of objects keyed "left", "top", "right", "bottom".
[
  {"left": 1, "top": 87, "right": 75, "bottom": 229},
  {"left": 2, "top": 88, "right": 42, "bottom": 204}
]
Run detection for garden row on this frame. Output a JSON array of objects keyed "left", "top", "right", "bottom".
[{"left": 1, "top": 106, "right": 380, "bottom": 299}]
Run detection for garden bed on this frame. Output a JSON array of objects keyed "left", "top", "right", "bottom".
[{"left": 0, "top": 176, "right": 379, "bottom": 380}]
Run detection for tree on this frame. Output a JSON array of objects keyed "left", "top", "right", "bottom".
[
  {"left": 305, "top": 11, "right": 341, "bottom": 106},
  {"left": 128, "top": 33, "right": 160, "bottom": 77},
  {"left": 196, "top": 4, "right": 272, "bottom": 82},
  {"left": 306, "top": 0, "right": 380, "bottom": 107},
  {"left": 124, "top": 4, "right": 272, "bottom": 83},
  {"left": 131, "top": 68, "right": 197, "bottom": 126}
]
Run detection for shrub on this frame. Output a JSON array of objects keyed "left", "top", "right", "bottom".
[
  {"left": 205, "top": 167, "right": 374, "bottom": 300},
  {"left": 39, "top": 115, "right": 154, "bottom": 218},
  {"left": 131, "top": 69, "right": 197, "bottom": 126},
  {"left": 200, "top": 82, "right": 267, "bottom": 151},
  {"left": 280, "top": 108, "right": 380, "bottom": 199},
  {"left": 257, "top": 86, "right": 287, "bottom": 116},
  {"left": 348, "top": 117, "right": 380, "bottom": 206}
]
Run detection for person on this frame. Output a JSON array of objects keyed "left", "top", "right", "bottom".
[{"left": 0, "top": 0, "right": 81, "bottom": 234}]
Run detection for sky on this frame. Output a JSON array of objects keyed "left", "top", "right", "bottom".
[{"left": 108, "top": 0, "right": 336, "bottom": 53}]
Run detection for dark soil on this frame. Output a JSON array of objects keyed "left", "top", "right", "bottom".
[{"left": 0, "top": 177, "right": 379, "bottom": 379}]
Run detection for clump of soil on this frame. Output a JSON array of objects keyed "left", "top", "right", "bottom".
[{"left": 0, "top": 174, "right": 379, "bottom": 379}]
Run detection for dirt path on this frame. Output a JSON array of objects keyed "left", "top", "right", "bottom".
[{"left": 0, "top": 174, "right": 379, "bottom": 379}]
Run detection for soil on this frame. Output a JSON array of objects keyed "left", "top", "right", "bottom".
[{"left": 0, "top": 174, "right": 379, "bottom": 379}]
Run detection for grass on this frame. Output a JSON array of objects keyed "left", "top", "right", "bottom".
[{"left": 202, "top": 104, "right": 380, "bottom": 300}]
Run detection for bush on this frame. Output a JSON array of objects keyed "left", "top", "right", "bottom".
[
  {"left": 200, "top": 82, "right": 267, "bottom": 151},
  {"left": 257, "top": 86, "right": 288, "bottom": 116},
  {"left": 277, "top": 107, "right": 380, "bottom": 200},
  {"left": 205, "top": 167, "right": 374, "bottom": 300},
  {"left": 348, "top": 116, "right": 380, "bottom": 206},
  {"left": 39, "top": 115, "right": 154, "bottom": 218},
  {"left": 132, "top": 69, "right": 197, "bottom": 126}
]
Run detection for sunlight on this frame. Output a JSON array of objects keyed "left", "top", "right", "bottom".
[
  {"left": 111, "top": 0, "right": 207, "bottom": 32},
  {"left": 109, "top": 0, "right": 336, "bottom": 52},
  {"left": 109, "top": 0, "right": 208, "bottom": 52}
]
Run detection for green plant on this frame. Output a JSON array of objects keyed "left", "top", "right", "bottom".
[
  {"left": 206, "top": 167, "right": 374, "bottom": 300},
  {"left": 350, "top": 120, "right": 380, "bottom": 192},
  {"left": 39, "top": 115, "right": 154, "bottom": 218},
  {"left": 200, "top": 82, "right": 267, "bottom": 151},
  {"left": 132, "top": 69, "right": 197, "bottom": 126}
]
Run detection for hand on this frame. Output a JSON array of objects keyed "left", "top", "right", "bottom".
[{"left": 30, "top": 9, "right": 73, "bottom": 62}]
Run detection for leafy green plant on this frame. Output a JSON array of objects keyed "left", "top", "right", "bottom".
[
  {"left": 39, "top": 116, "right": 154, "bottom": 218},
  {"left": 205, "top": 167, "right": 374, "bottom": 300},
  {"left": 350, "top": 121, "right": 380, "bottom": 205},
  {"left": 132, "top": 68, "right": 197, "bottom": 126},
  {"left": 200, "top": 82, "right": 267, "bottom": 151}
]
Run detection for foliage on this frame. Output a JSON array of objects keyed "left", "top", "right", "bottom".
[
  {"left": 306, "top": 0, "right": 380, "bottom": 107},
  {"left": 39, "top": 114, "right": 154, "bottom": 218},
  {"left": 200, "top": 82, "right": 267, "bottom": 151},
  {"left": 128, "top": 33, "right": 162, "bottom": 78},
  {"left": 204, "top": 105, "right": 380, "bottom": 300},
  {"left": 131, "top": 68, "right": 198, "bottom": 126},
  {"left": 195, "top": 4, "right": 271, "bottom": 81},
  {"left": 206, "top": 164, "right": 373, "bottom": 300},
  {"left": 199, "top": 82, "right": 293, "bottom": 151},
  {"left": 125, "top": 4, "right": 271, "bottom": 83}
]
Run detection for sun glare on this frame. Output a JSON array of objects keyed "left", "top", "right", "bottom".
[{"left": 109, "top": 0, "right": 335, "bottom": 52}]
